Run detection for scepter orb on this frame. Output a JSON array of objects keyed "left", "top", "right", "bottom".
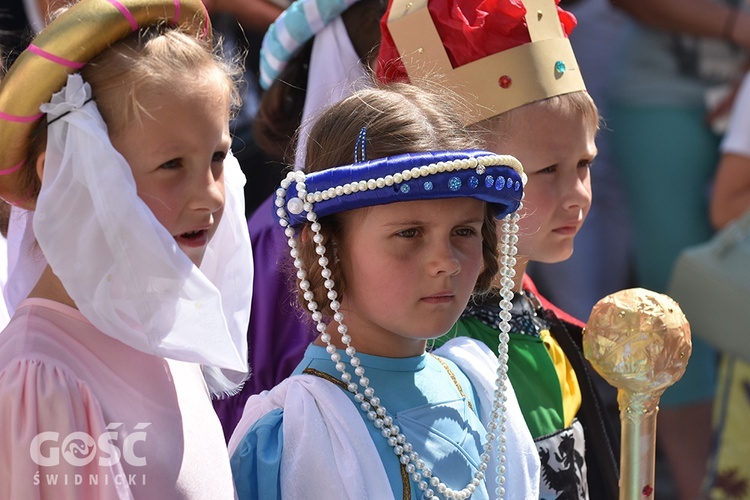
[{"left": 584, "top": 288, "right": 691, "bottom": 499}]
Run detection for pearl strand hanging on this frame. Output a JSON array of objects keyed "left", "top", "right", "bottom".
[
  {"left": 491, "top": 209, "right": 520, "bottom": 499},
  {"left": 275, "top": 169, "right": 520, "bottom": 500}
]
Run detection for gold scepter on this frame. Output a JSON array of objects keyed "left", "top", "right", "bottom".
[{"left": 583, "top": 288, "right": 692, "bottom": 499}]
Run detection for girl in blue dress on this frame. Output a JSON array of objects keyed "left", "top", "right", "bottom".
[{"left": 228, "top": 83, "right": 540, "bottom": 499}]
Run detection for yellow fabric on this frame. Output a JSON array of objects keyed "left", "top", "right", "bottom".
[
  {"left": 540, "top": 329, "right": 581, "bottom": 428},
  {"left": 707, "top": 356, "right": 750, "bottom": 500}
]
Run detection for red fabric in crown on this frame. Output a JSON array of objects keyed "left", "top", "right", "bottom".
[{"left": 377, "top": 0, "right": 577, "bottom": 83}]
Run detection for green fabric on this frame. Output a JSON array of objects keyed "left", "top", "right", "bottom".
[{"left": 435, "top": 317, "right": 564, "bottom": 438}]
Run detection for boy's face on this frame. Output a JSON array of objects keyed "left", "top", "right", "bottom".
[
  {"left": 109, "top": 73, "right": 231, "bottom": 267},
  {"left": 486, "top": 101, "right": 596, "bottom": 264},
  {"left": 333, "top": 197, "right": 486, "bottom": 358}
]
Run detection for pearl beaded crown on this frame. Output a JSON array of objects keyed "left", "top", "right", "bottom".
[{"left": 277, "top": 149, "right": 525, "bottom": 228}]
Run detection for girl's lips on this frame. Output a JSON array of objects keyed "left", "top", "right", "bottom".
[
  {"left": 553, "top": 225, "right": 579, "bottom": 236},
  {"left": 421, "top": 293, "right": 454, "bottom": 304},
  {"left": 176, "top": 229, "right": 209, "bottom": 248}
]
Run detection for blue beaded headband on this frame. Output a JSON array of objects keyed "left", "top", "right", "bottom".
[{"left": 275, "top": 149, "right": 525, "bottom": 227}]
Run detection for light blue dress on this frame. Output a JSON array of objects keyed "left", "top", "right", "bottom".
[{"left": 231, "top": 344, "right": 490, "bottom": 499}]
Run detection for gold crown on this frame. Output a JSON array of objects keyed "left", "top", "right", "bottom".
[{"left": 386, "top": 0, "right": 586, "bottom": 124}]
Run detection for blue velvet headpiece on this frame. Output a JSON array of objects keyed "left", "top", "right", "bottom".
[{"left": 276, "top": 149, "right": 524, "bottom": 227}]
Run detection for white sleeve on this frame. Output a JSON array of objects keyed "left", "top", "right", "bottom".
[
  {"left": 435, "top": 337, "right": 541, "bottom": 499},
  {"left": 229, "top": 376, "right": 394, "bottom": 500},
  {"left": 721, "top": 71, "right": 750, "bottom": 157}
]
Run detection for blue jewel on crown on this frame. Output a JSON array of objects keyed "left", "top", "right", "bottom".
[
  {"left": 423, "top": 181, "right": 433, "bottom": 191},
  {"left": 400, "top": 184, "right": 410, "bottom": 194},
  {"left": 469, "top": 176, "right": 479, "bottom": 188},
  {"left": 485, "top": 175, "right": 494, "bottom": 189},
  {"left": 448, "top": 176, "right": 461, "bottom": 191},
  {"left": 506, "top": 177, "right": 513, "bottom": 188},
  {"left": 495, "top": 177, "right": 505, "bottom": 190}
]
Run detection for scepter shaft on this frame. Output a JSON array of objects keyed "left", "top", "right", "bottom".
[{"left": 619, "top": 392, "right": 658, "bottom": 500}]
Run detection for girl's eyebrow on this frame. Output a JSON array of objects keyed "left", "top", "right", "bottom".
[
  {"left": 382, "top": 220, "right": 425, "bottom": 227},
  {"left": 382, "top": 216, "right": 484, "bottom": 227}
]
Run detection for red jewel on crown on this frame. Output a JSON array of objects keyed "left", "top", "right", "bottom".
[{"left": 498, "top": 75, "right": 512, "bottom": 89}]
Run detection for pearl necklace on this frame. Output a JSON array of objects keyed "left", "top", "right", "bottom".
[{"left": 276, "top": 166, "right": 520, "bottom": 499}]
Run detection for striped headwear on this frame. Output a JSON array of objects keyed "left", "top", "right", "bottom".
[{"left": 259, "top": 0, "right": 361, "bottom": 89}]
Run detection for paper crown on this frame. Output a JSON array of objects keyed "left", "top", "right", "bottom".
[
  {"left": 0, "top": 0, "right": 210, "bottom": 208},
  {"left": 377, "top": 0, "right": 586, "bottom": 124}
]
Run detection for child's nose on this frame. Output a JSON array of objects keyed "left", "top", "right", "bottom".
[
  {"left": 192, "top": 168, "right": 225, "bottom": 213},
  {"left": 427, "top": 240, "right": 462, "bottom": 277},
  {"left": 564, "top": 173, "right": 592, "bottom": 212}
]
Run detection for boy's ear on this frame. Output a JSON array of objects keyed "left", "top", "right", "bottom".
[{"left": 35, "top": 152, "right": 46, "bottom": 183}]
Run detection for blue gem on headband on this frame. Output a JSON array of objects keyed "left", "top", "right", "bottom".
[{"left": 276, "top": 150, "right": 524, "bottom": 228}]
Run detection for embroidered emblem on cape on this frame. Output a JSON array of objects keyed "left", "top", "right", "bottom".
[
  {"left": 463, "top": 289, "right": 548, "bottom": 338},
  {"left": 537, "top": 419, "right": 588, "bottom": 500}
]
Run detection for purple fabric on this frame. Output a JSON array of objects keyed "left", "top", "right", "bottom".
[{"left": 213, "top": 195, "right": 315, "bottom": 441}]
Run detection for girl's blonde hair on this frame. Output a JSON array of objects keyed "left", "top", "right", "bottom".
[
  {"left": 295, "top": 82, "right": 500, "bottom": 317},
  {"left": 476, "top": 90, "right": 600, "bottom": 142},
  {"left": 17, "top": 24, "right": 242, "bottom": 206}
]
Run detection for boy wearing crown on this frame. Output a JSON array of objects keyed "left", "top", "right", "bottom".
[{"left": 377, "top": 0, "right": 619, "bottom": 498}]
